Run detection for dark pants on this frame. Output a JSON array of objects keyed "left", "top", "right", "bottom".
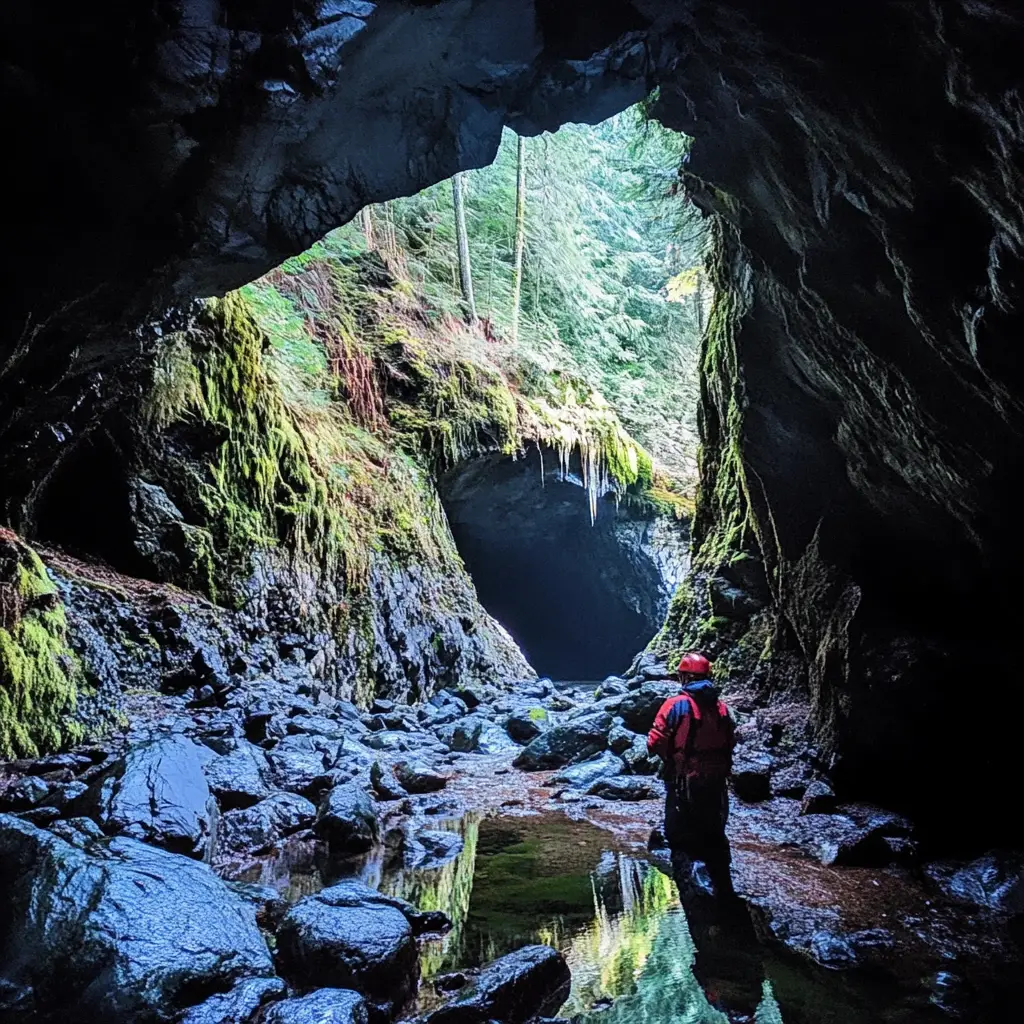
[{"left": 664, "top": 775, "right": 734, "bottom": 897}]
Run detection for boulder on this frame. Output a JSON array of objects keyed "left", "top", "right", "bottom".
[
  {"left": 475, "top": 723, "right": 519, "bottom": 754},
  {"left": 925, "top": 851, "right": 1024, "bottom": 914},
  {"left": 405, "top": 829, "right": 465, "bottom": 869},
  {"left": 179, "top": 977, "right": 286, "bottom": 1024},
  {"left": 263, "top": 989, "right": 369, "bottom": 1024},
  {"left": 513, "top": 712, "right": 612, "bottom": 771},
  {"left": 77, "top": 734, "right": 217, "bottom": 858},
  {"left": 0, "top": 815, "right": 273, "bottom": 1022},
  {"left": 417, "top": 945, "right": 570, "bottom": 1024},
  {"left": 218, "top": 792, "right": 316, "bottom": 856},
  {"left": 276, "top": 884, "right": 418, "bottom": 1015},
  {"left": 731, "top": 749, "right": 773, "bottom": 802},
  {"left": 588, "top": 776, "right": 659, "bottom": 801},
  {"left": 0, "top": 776, "right": 51, "bottom": 810},
  {"left": 314, "top": 783, "right": 379, "bottom": 854},
  {"left": 505, "top": 711, "right": 545, "bottom": 744},
  {"left": 370, "top": 760, "right": 408, "bottom": 800},
  {"left": 607, "top": 723, "right": 634, "bottom": 755},
  {"left": 550, "top": 751, "right": 624, "bottom": 791},
  {"left": 202, "top": 742, "right": 273, "bottom": 810},
  {"left": 620, "top": 735, "right": 660, "bottom": 775},
  {"left": 267, "top": 735, "right": 336, "bottom": 797},
  {"left": 445, "top": 717, "right": 484, "bottom": 752},
  {"left": 616, "top": 682, "right": 677, "bottom": 734},
  {"left": 799, "top": 780, "right": 838, "bottom": 815},
  {"left": 287, "top": 714, "right": 346, "bottom": 740},
  {"left": 393, "top": 760, "right": 448, "bottom": 794}
]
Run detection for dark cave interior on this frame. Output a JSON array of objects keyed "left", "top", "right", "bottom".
[{"left": 440, "top": 447, "right": 671, "bottom": 680}]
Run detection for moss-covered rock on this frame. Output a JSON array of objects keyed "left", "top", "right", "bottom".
[{"left": 0, "top": 529, "right": 81, "bottom": 758}]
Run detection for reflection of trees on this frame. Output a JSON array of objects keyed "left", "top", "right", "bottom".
[{"left": 380, "top": 814, "right": 481, "bottom": 980}]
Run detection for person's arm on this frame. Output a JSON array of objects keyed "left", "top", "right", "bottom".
[{"left": 647, "top": 697, "right": 687, "bottom": 758}]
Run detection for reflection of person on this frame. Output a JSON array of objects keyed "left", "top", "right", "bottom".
[{"left": 646, "top": 653, "right": 736, "bottom": 897}]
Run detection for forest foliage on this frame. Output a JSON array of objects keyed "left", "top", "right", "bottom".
[{"left": 351, "top": 106, "right": 709, "bottom": 487}]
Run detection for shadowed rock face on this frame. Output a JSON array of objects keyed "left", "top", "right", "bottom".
[{"left": 4, "top": 1, "right": 1024, "bottom": 838}]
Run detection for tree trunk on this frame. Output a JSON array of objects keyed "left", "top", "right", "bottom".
[
  {"left": 359, "top": 206, "right": 374, "bottom": 249},
  {"left": 452, "top": 172, "right": 477, "bottom": 325},
  {"left": 510, "top": 135, "right": 527, "bottom": 345}
]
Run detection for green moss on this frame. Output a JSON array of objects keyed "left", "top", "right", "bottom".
[
  {"left": 0, "top": 536, "right": 82, "bottom": 760},
  {"left": 528, "top": 707, "right": 548, "bottom": 723}
]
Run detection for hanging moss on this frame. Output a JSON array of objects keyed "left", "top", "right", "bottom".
[{"left": 0, "top": 530, "right": 82, "bottom": 759}]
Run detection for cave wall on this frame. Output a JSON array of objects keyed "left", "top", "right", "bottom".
[
  {"left": 4, "top": 1, "right": 1024, "bottom": 834},
  {"left": 647, "top": 2, "right": 1024, "bottom": 837}
]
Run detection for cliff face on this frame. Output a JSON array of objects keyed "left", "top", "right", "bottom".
[
  {"left": 1, "top": 244, "right": 682, "bottom": 756},
  {"left": 647, "top": 3, "right": 1024, "bottom": 839},
  {"left": 4, "top": 0, "right": 1024, "bottom": 837}
]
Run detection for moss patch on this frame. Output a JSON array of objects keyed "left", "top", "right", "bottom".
[{"left": 0, "top": 529, "right": 81, "bottom": 759}]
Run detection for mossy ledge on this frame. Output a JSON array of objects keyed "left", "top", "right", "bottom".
[
  {"left": 143, "top": 237, "right": 679, "bottom": 607},
  {"left": 0, "top": 528, "right": 81, "bottom": 759}
]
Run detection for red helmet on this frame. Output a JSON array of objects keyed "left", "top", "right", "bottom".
[{"left": 677, "top": 652, "right": 711, "bottom": 676}]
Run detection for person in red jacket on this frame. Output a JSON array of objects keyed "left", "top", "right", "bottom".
[{"left": 648, "top": 652, "right": 737, "bottom": 896}]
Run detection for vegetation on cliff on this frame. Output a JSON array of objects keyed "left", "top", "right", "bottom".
[{"left": 0, "top": 529, "right": 81, "bottom": 758}]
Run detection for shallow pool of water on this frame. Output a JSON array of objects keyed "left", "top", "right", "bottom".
[
  {"left": 239, "top": 809, "right": 984, "bottom": 1022},
  {"left": 357, "top": 813, "right": 939, "bottom": 1023}
]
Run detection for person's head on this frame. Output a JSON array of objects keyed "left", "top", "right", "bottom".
[{"left": 677, "top": 652, "right": 712, "bottom": 686}]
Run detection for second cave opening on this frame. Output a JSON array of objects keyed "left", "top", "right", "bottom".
[{"left": 439, "top": 446, "right": 688, "bottom": 681}]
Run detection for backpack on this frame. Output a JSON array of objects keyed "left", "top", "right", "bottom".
[{"left": 671, "top": 693, "right": 735, "bottom": 783}]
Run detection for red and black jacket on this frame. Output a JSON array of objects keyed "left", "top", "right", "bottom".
[{"left": 647, "top": 681, "right": 736, "bottom": 781}]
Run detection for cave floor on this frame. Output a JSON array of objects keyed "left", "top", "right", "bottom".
[{"left": 223, "top": 700, "right": 1022, "bottom": 1024}]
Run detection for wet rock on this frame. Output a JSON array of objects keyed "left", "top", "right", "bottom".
[
  {"left": 607, "top": 724, "right": 634, "bottom": 755},
  {"left": 202, "top": 743, "right": 274, "bottom": 810},
  {"left": 77, "top": 734, "right": 217, "bottom": 858},
  {"left": 770, "top": 760, "right": 813, "bottom": 798},
  {"left": 263, "top": 989, "right": 369, "bottom": 1024},
  {"left": 417, "top": 945, "right": 570, "bottom": 1024},
  {"left": 314, "top": 783, "right": 379, "bottom": 854},
  {"left": 550, "top": 751, "right": 624, "bottom": 790},
  {"left": 926, "top": 851, "right": 1024, "bottom": 914},
  {"left": 475, "top": 723, "right": 518, "bottom": 754},
  {"left": 812, "top": 806, "right": 916, "bottom": 867},
  {"left": 288, "top": 714, "right": 346, "bottom": 740},
  {"left": 405, "top": 829, "right": 464, "bottom": 869},
  {"left": 0, "top": 814, "right": 273, "bottom": 1021},
  {"left": 513, "top": 712, "right": 612, "bottom": 771},
  {"left": 0, "top": 776, "right": 51, "bottom": 811},
  {"left": 505, "top": 711, "right": 545, "bottom": 744},
  {"left": 597, "top": 676, "right": 628, "bottom": 697},
  {"left": 588, "top": 776, "right": 659, "bottom": 801},
  {"left": 620, "top": 735, "right": 660, "bottom": 775},
  {"left": 544, "top": 694, "right": 576, "bottom": 713},
  {"left": 799, "top": 779, "right": 838, "bottom": 815},
  {"left": 267, "top": 736, "right": 335, "bottom": 797},
  {"left": 371, "top": 698, "right": 396, "bottom": 715},
  {"left": 179, "top": 976, "right": 286, "bottom": 1024},
  {"left": 445, "top": 717, "right": 484, "bottom": 752},
  {"left": 731, "top": 749, "right": 773, "bottom": 802},
  {"left": 218, "top": 792, "right": 316, "bottom": 856},
  {"left": 617, "top": 682, "right": 677, "bottom": 734},
  {"left": 23, "top": 752, "right": 95, "bottom": 776},
  {"left": 276, "top": 884, "right": 418, "bottom": 1015},
  {"left": 227, "top": 881, "right": 291, "bottom": 930},
  {"left": 393, "top": 759, "right": 448, "bottom": 794},
  {"left": 13, "top": 805, "right": 60, "bottom": 826},
  {"left": 370, "top": 760, "right": 408, "bottom": 800},
  {"left": 41, "top": 779, "right": 88, "bottom": 813}
]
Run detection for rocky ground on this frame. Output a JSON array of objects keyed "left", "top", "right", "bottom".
[{"left": 2, "top": 650, "right": 1022, "bottom": 1023}]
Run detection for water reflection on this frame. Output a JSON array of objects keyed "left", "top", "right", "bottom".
[
  {"left": 243, "top": 812, "right": 906, "bottom": 1022},
  {"left": 364, "top": 813, "right": 786, "bottom": 1020}
]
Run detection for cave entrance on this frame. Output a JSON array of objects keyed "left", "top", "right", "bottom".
[
  {"left": 439, "top": 447, "right": 686, "bottom": 680},
  {"left": 31, "top": 432, "right": 143, "bottom": 574}
]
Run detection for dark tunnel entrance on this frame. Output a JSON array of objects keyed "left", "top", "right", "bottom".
[{"left": 439, "top": 446, "right": 688, "bottom": 680}]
